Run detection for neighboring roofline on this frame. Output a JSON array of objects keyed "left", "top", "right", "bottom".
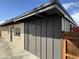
[{"left": 0, "top": 0, "right": 77, "bottom": 26}]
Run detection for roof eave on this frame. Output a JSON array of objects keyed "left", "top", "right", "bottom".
[
  {"left": 13, "top": 1, "right": 76, "bottom": 25},
  {"left": 56, "top": 1, "right": 76, "bottom": 25},
  {"left": 0, "top": 1, "right": 77, "bottom": 26}
]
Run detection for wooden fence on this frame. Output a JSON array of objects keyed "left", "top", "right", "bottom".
[{"left": 62, "top": 32, "right": 79, "bottom": 59}]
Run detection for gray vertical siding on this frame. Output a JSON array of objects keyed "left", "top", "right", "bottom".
[
  {"left": 47, "top": 18, "right": 54, "bottom": 59},
  {"left": 53, "top": 16, "right": 62, "bottom": 59},
  {"left": 24, "top": 15, "right": 62, "bottom": 59},
  {"left": 24, "top": 22, "right": 28, "bottom": 50},
  {"left": 54, "top": 39, "right": 62, "bottom": 59},
  {"left": 62, "top": 17, "right": 75, "bottom": 32},
  {"left": 53, "top": 16, "right": 62, "bottom": 39},
  {"left": 41, "top": 20, "right": 46, "bottom": 59},
  {"left": 62, "top": 17, "right": 65, "bottom": 31},
  {"left": 35, "top": 20, "right": 41, "bottom": 57},
  {"left": 28, "top": 22, "right": 36, "bottom": 54}
]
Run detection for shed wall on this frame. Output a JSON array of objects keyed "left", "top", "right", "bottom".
[
  {"left": 1, "top": 23, "right": 24, "bottom": 54},
  {"left": 12, "top": 23, "right": 24, "bottom": 53},
  {"left": 24, "top": 15, "right": 62, "bottom": 59},
  {"left": 1, "top": 26, "right": 10, "bottom": 42},
  {"left": 62, "top": 17, "right": 75, "bottom": 32}
]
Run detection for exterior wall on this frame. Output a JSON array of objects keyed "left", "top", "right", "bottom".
[
  {"left": 62, "top": 17, "right": 75, "bottom": 32},
  {"left": 1, "top": 26, "right": 10, "bottom": 42},
  {"left": 0, "top": 27, "right": 1, "bottom": 37},
  {"left": 0, "top": 15, "right": 76, "bottom": 59},
  {"left": 24, "top": 15, "right": 62, "bottom": 59},
  {"left": 53, "top": 16, "right": 62, "bottom": 59},
  {"left": 54, "top": 39, "right": 62, "bottom": 59},
  {"left": 11, "top": 23, "right": 24, "bottom": 53},
  {"left": 1, "top": 23, "right": 24, "bottom": 54}
]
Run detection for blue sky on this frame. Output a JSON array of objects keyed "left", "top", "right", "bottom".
[
  {"left": 60, "top": 0, "right": 79, "bottom": 25},
  {"left": 0, "top": 0, "right": 79, "bottom": 25}
]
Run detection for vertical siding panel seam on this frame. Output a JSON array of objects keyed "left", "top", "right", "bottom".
[
  {"left": 40, "top": 20, "right": 42, "bottom": 59},
  {"left": 65, "top": 19, "right": 67, "bottom": 31},
  {"left": 27, "top": 22, "right": 29, "bottom": 51},
  {"left": 65, "top": 19, "right": 66, "bottom": 31},
  {"left": 60, "top": 17, "right": 62, "bottom": 58},
  {"left": 38, "top": 20, "right": 41, "bottom": 57},
  {"left": 24, "top": 22, "right": 29, "bottom": 50},
  {"left": 53, "top": 17, "right": 55, "bottom": 59},
  {"left": 63, "top": 18, "right": 65, "bottom": 32},
  {"left": 24, "top": 23, "right": 25, "bottom": 49},
  {"left": 35, "top": 21, "right": 37, "bottom": 55},
  {"left": 23, "top": 23, "right": 24, "bottom": 50},
  {"left": 64, "top": 19, "right": 65, "bottom": 31},
  {"left": 46, "top": 20, "right": 47, "bottom": 59}
]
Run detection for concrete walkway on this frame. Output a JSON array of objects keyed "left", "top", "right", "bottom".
[
  {"left": 0, "top": 38, "right": 12, "bottom": 59},
  {"left": 0, "top": 38, "right": 40, "bottom": 59}
]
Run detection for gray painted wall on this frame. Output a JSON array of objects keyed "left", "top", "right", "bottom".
[
  {"left": 54, "top": 39, "right": 62, "bottom": 59},
  {"left": 62, "top": 17, "right": 75, "bottom": 32},
  {"left": 62, "top": 17, "right": 70, "bottom": 32},
  {"left": 24, "top": 15, "right": 62, "bottom": 59},
  {"left": 53, "top": 16, "right": 62, "bottom": 59}
]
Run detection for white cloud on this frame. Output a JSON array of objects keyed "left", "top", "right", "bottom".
[
  {"left": 62, "top": 2, "right": 79, "bottom": 25},
  {"left": 71, "top": 12, "right": 79, "bottom": 25},
  {"left": 63, "top": 2, "right": 79, "bottom": 9},
  {"left": 63, "top": 3, "right": 73, "bottom": 9},
  {"left": 0, "top": 21, "right": 5, "bottom": 24}
]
